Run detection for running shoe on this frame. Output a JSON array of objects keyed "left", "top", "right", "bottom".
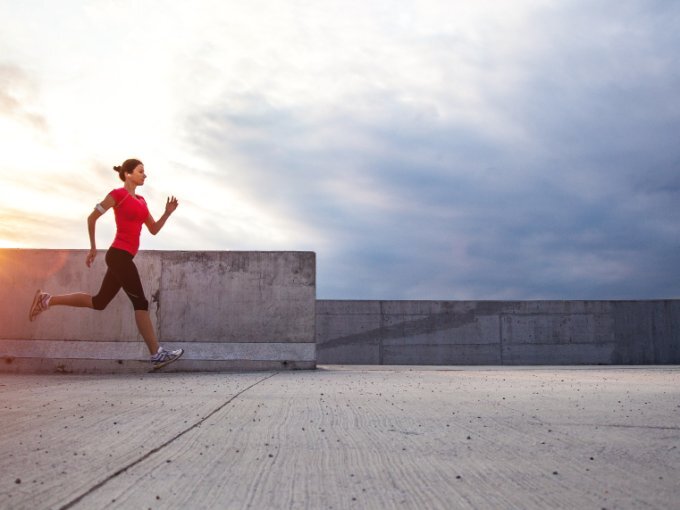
[
  {"left": 150, "top": 347, "right": 184, "bottom": 370},
  {"left": 29, "top": 290, "right": 51, "bottom": 322}
]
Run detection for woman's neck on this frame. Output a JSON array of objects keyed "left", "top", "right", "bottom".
[{"left": 124, "top": 182, "right": 137, "bottom": 196}]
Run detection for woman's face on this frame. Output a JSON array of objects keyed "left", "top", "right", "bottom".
[{"left": 127, "top": 164, "right": 147, "bottom": 186}]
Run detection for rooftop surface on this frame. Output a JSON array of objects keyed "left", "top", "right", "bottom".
[{"left": 2, "top": 365, "right": 679, "bottom": 509}]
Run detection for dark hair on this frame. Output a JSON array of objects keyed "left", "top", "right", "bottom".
[{"left": 113, "top": 159, "right": 143, "bottom": 182}]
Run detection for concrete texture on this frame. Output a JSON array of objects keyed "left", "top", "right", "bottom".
[
  {"left": 1, "top": 366, "right": 678, "bottom": 509},
  {"left": 0, "top": 250, "right": 316, "bottom": 373},
  {"left": 317, "top": 300, "right": 680, "bottom": 365}
]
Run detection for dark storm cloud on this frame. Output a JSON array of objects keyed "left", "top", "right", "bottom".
[{"left": 188, "top": 3, "right": 680, "bottom": 299}]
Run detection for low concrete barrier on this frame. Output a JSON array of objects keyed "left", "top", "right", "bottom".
[
  {"left": 0, "top": 249, "right": 316, "bottom": 373},
  {"left": 3, "top": 250, "right": 677, "bottom": 370},
  {"left": 316, "top": 300, "right": 680, "bottom": 365}
]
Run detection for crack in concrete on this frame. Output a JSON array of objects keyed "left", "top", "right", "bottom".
[
  {"left": 58, "top": 372, "right": 279, "bottom": 510},
  {"left": 552, "top": 422, "right": 680, "bottom": 431}
]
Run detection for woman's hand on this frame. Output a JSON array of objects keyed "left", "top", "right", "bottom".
[
  {"left": 145, "top": 196, "right": 179, "bottom": 235},
  {"left": 86, "top": 249, "right": 97, "bottom": 268},
  {"left": 165, "top": 196, "right": 179, "bottom": 215}
]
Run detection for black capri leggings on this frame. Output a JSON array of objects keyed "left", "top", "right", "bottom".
[{"left": 92, "top": 248, "right": 149, "bottom": 311}]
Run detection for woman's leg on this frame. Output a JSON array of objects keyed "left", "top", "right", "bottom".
[
  {"left": 134, "top": 310, "right": 160, "bottom": 355},
  {"left": 107, "top": 249, "right": 159, "bottom": 355},
  {"left": 49, "top": 293, "right": 93, "bottom": 308},
  {"left": 31, "top": 247, "right": 164, "bottom": 357},
  {"left": 29, "top": 266, "right": 118, "bottom": 320},
  {"left": 46, "top": 262, "right": 122, "bottom": 310},
  {"left": 91, "top": 265, "right": 122, "bottom": 311}
]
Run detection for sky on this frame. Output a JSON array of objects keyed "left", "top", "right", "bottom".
[{"left": 1, "top": 0, "right": 679, "bottom": 300}]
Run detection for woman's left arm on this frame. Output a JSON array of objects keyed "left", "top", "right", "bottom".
[{"left": 145, "top": 196, "right": 179, "bottom": 235}]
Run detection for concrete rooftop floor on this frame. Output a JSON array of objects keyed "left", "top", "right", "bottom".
[{"left": 1, "top": 366, "right": 679, "bottom": 510}]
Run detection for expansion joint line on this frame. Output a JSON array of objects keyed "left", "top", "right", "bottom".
[{"left": 58, "top": 372, "right": 280, "bottom": 510}]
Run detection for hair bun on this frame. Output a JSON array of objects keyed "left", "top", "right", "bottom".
[{"left": 113, "top": 165, "right": 122, "bottom": 171}]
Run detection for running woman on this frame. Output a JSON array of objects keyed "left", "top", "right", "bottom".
[{"left": 29, "top": 159, "right": 184, "bottom": 369}]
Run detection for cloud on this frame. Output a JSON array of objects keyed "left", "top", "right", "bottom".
[
  {"left": 0, "top": 64, "right": 48, "bottom": 132},
  {"left": 1, "top": 0, "right": 679, "bottom": 300},
  {"left": 181, "top": 2, "right": 680, "bottom": 300}
]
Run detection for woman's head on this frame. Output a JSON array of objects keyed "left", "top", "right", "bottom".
[{"left": 113, "top": 159, "right": 144, "bottom": 182}]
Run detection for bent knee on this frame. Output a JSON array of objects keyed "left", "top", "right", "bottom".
[
  {"left": 132, "top": 297, "right": 149, "bottom": 311},
  {"left": 91, "top": 297, "right": 108, "bottom": 311}
]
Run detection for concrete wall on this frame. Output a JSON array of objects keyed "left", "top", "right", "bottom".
[
  {"left": 316, "top": 300, "right": 680, "bottom": 365},
  {"left": 3, "top": 249, "right": 677, "bottom": 371},
  {"left": 0, "top": 249, "right": 316, "bottom": 373}
]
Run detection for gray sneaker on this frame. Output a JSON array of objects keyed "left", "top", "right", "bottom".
[{"left": 150, "top": 347, "right": 184, "bottom": 370}]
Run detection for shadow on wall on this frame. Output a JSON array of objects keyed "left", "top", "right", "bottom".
[{"left": 315, "top": 300, "right": 680, "bottom": 365}]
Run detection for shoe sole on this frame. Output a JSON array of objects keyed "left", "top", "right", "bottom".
[
  {"left": 150, "top": 349, "right": 185, "bottom": 371},
  {"left": 29, "top": 289, "right": 43, "bottom": 322}
]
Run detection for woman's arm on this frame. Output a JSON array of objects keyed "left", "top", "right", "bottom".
[
  {"left": 86, "top": 194, "right": 115, "bottom": 267},
  {"left": 145, "top": 196, "right": 179, "bottom": 236}
]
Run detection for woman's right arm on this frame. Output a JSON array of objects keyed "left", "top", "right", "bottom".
[{"left": 86, "top": 194, "right": 116, "bottom": 267}]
